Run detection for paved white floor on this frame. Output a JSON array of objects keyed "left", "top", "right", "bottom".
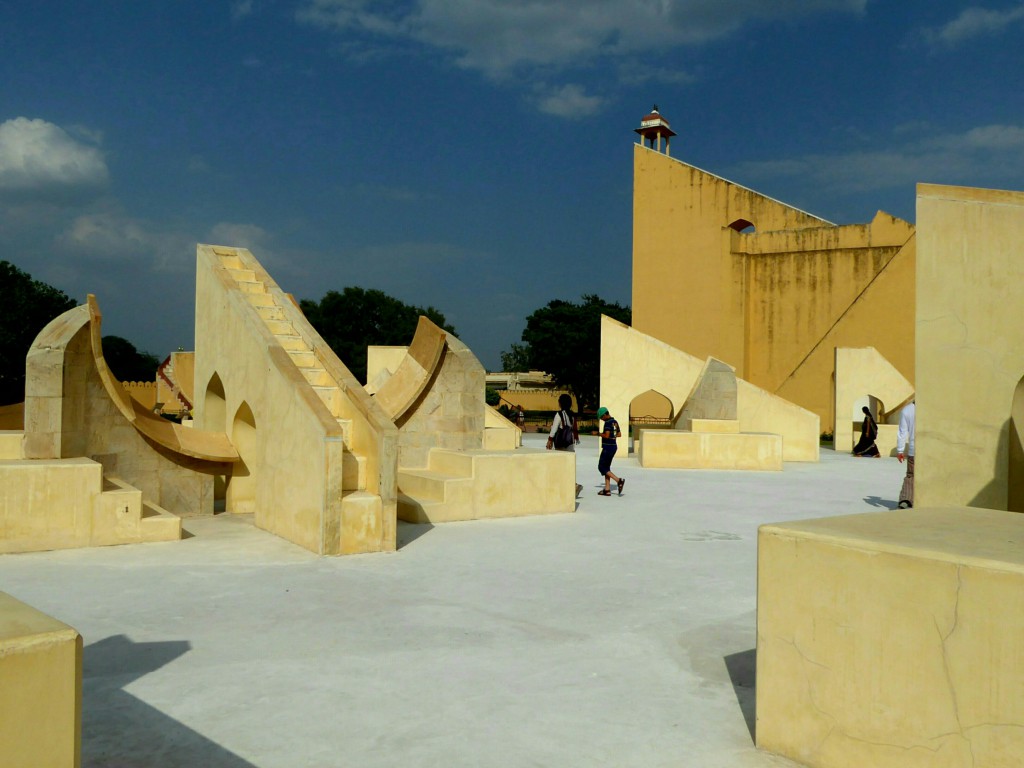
[{"left": 0, "top": 435, "right": 907, "bottom": 768}]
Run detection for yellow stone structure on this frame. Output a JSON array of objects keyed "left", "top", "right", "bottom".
[
  {"left": 0, "top": 242, "right": 574, "bottom": 555},
  {"left": 0, "top": 592, "right": 81, "bottom": 768},
  {"left": 630, "top": 130, "right": 916, "bottom": 427},
  {"left": 194, "top": 245, "right": 398, "bottom": 555},
  {"left": 757, "top": 182, "right": 1024, "bottom": 768},
  {"left": 833, "top": 346, "right": 914, "bottom": 454},
  {"left": 600, "top": 315, "right": 818, "bottom": 463},
  {"left": 915, "top": 183, "right": 1024, "bottom": 510},
  {"left": 758, "top": 508, "right": 1024, "bottom": 768}
]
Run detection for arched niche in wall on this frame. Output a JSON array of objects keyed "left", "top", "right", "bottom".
[
  {"left": 629, "top": 389, "right": 674, "bottom": 422},
  {"left": 1008, "top": 376, "right": 1024, "bottom": 512},
  {"left": 729, "top": 218, "right": 756, "bottom": 234},
  {"left": 204, "top": 373, "right": 229, "bottom": 510},
  {"left": 228, "top": 401, "right": 258, "bottom": 515}
]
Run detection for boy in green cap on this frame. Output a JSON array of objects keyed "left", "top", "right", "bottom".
[{"left": 596, "top": 407, "right": 625, "bottom": 496}]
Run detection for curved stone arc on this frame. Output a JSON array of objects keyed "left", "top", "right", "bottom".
[
  {"left": 372, "top": 316, "right": 447, "bottom": 421},
  {"left": 86, "top": 295, "right": 239, "bottom": 462}
]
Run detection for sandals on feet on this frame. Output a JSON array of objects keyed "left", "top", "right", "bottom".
[
  {"left": 598, "top": 490, "right": 612, "bottom": 496},
  {"left": 617, "top": 478, "right": 626, "bottom": 496}
]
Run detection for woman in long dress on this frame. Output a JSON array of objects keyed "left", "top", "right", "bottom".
[{"left": 853, "top": 406, "right": 880, "bottom": 457}]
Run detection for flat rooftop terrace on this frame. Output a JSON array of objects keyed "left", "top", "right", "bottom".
[{"left": 0, "top": 435, "right": 906, "bottom": 768}]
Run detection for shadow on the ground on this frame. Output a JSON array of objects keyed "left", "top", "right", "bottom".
[
  {"left": 397, "top": 521, "right": 434, "bottom": 549},
  {"left": 83, "top": 634, "right": 257, "bottom": 768},
  {"left": 724, "top": 648, "right": 756, "bottom": 744},
  {"left": 863, "top": 495, "right": 899, "bottom": 510}
]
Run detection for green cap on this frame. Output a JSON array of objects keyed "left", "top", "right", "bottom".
[{"left": 596, "top": 407, "right": 608, "bottom": 418}]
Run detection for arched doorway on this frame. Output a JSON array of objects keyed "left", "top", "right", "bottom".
[
  {"left": 629, "top": 390, "right": 674, "bottom": 451},
  {"left": 228, "top": 402, "right": 257, "bottom": 515}
]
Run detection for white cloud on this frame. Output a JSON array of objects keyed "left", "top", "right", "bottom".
[
  {"left": 536, "top": 83, "right": 605, "bottom": 119},
  {"left": 296, "top": 0, "right": 867, "bottom": 79},
  {"left": 57, "top": 212, "right": 194, "bottom": 271},
  {"left": 0, "top": 117, "right": 108, "bottom": 202},
  {"left": 923, "top": 4, "right": 1024, "bottom": 48},
  {"left": 731, "top": 123, "right": 1024, "bottom": 196}
]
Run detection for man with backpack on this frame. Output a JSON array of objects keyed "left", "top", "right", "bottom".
[{"left": 546, "top": 393, "right": 582, "bottom": 498}]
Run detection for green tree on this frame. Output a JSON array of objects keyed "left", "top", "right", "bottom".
[
  {"left": 516, "top": 294, "right": 631, "bottom": 412},
  {"left": 0, "top": 261, "right": 77, "bottom": 405},
  {"left": 300, "top": 287, "right": 457, "bottom": 383},
  {"left": 499, "top": 342, "right": 531, "bottom": 373},
  {"left": 101, "top": 336, "right": 161, "bottom": 383}
]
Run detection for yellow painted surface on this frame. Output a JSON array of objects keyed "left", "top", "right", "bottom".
[
  {"left": 758, "top": 507, "right": 1024, "bottom": 767},
  {"left": 397, "top": 448, "right": 574, "bottom": 523},
  {"left": 0, "top": 430, "right": 23, "bottom": 459},
  {"left": 833, "top": 347, "right": 914, "bottom": 449},
  {"left": 691, "top": 418, "right": 740, "bottom": 433},
  {"left": 637, "top": 429, "right": 781, "bottom": 470},
  {"left": 371, "top": 318, "right": 447, "bottom": 421},
  {"left": 193, "top": 245, "right": 398, "bottom": 554},
  {"left": 916, "top": 184, "right": 1024, "bottom": 510},
  {"left": 365, "top": 346, "right": 411, "bottom": 394},
  {"left": 631, "top": 144, "right": 915, "bottom": 426},
  {"left": 0, "top": 458, "right": 180, "bottom": 553},
  {"left": 0, "top": 592, "right": 81, "bottom": 768},
  {"left": 601, "top": 315, "right": 818, "bottom": 461},
  {"left": 483, "top": 406, "right": 520, "bottom": 450}
]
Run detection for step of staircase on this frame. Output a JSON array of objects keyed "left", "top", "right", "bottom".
[
  {"left": 397, "top": 468, "right": 472, "bottom": 505},
  {"left": 396, "top": 492, "right": 445, "bottom": 524}
]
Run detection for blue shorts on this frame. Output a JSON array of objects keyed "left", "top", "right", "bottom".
[{"left": 598, "top": 444, "right": 617, "bottom": 476}]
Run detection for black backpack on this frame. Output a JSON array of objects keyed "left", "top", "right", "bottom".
[{"left": 552, "top": 410, "right": 575, "bottom": 449}]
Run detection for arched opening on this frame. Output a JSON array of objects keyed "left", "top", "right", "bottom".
[
  {"left": 204, "top": 373, "right": 228, "bottom": 512},
  {"left": 851, "top": 394, "right": 884, "bottom": 455},
  {"left": 729, "top": 218, "right": 756, "bottom": 234},
  {"left": 228, "top": 402, "right": 257, "bottom": 515},
  {"left": 203, "top": 372, "right": 227, "bottom": 431},
  {"left": 629, "top": 389, "right": 674, "bottom": 448},
  {"left": 1008, "top": 377, "right": 1024, "bottom": 511}
]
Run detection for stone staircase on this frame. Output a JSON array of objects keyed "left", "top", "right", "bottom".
[
  {"left": 397, "top": 450, "right": 476, "bottom": 523},
  {"left": 100, "top": 474, "right": 182, "bottom": 542},
  {"left": 0, "top": 457, "right": 180, "bottom": 553},
  {"left": 397, "top": 447, "right": 575, "bottom": 524},
  {"left": 157, "top": 356, "right": 192, "bottom": 412},
  {"left": 215, "top": 251, "right": 370, "bottom": 502}
]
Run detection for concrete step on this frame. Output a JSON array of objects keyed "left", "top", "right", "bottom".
[
  {"left": 342, "top": 451, "right": 366, "bottom": 491},
  {"left": 236, "top": 280, "right": 266, "bottom": 294},
  {"left": 287, "top": 350, "right": 316, "bottom": 368},
  {"left": 256, "top": 305, "right": 286, "bottom": 321},
  {"left": 397, "top": 468, "right": 472, "bottom": 505},
  {"left": 246, "top": 293, "right": 276, "bottom": 308},
  {"left": 339, "top": 491, "right": 383, "bottom": 555},
  {"left": 427, "top": 449, "right": 476, "bottom": 477},
  {"left": 139, "top": 500, "right": 182, "bottom": 539},
  {"left": 397, "top": 492, "right": 444, "bottom": 524},
  {"left": 276, "top": 334, "right": 310, "bottom": 352},
  {"left": 264, "top": 320, "right": 293, "bottom": 335},
  {"left": 302, "top": 367, "right": 334, "bottom": 387},
  {"left": 312, "top": 386, "right": 341, "bottom": 416},
  {"left": 218, "top": 253, "right": 244, "bottom": 269},
  {"left": 227, "top": 268, "right": 257, "bottom": 282}
]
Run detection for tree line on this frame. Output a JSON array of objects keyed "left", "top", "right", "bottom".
[{"left": 0, "top": 261, "right": 628, "bottom": 411}]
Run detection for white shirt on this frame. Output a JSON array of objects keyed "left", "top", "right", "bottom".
[{"left": 896, "top": 402, "right": 916, "bottom": 457}]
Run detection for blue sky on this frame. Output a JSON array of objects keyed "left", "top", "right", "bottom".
[{"left": 3, "top": 1, "right": 1024, "bottom": 371}]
